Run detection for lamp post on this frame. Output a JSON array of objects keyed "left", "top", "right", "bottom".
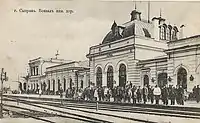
[{"left": 0, "top": 68, "right": 8, "bottom": 118}]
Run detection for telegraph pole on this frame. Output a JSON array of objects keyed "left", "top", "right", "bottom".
[{"left": 0, "top": 68, "right": 8, "bottom": 118}]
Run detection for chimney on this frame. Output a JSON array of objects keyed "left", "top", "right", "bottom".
[{"left": 152, "top": 17, "right": 165, "bottom": 41}]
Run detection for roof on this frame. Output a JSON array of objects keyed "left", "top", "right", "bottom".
[
  {"left": 45, "top": 66, "right": 90, "bottom": 74},
  {"left": 102, "top": 19, "right": 153, "bottom": 44},
  {"left": 46, "top": 61, "right": 77, "bottom": 69},
  {"left": 167, "top": 35, "right": 200, "bottom": 44},
  {"left": 138, "top": 56, "right": 167, "bottom": 65}
]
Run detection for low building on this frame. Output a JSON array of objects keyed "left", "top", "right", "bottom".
[
  {"left": 45, "top": 60, "right": 89, "bottom": 94},
  {"left": 24, "top": 57, "right": 89, "bottom": 94}
]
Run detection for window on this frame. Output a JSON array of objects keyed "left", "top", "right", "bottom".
[
  {"left": 48, "top": 80, "right": 50, "bottom": 91},
  {"left": 33, "top": 67, "right": 35, "bottom": 75},
  {"left": 63, "top": 78, "right": 66, "bottom": 91},
  {"left": 96, "top": 67, "right": 102, "bottom": 87},
  {"left": 166, "top": 27, "right": 171, "bottom": 40},
  {"left": 160, "top": 26, "right": 166, "bottom": 40},
  {"left": 177, "top": 67, "right": 187, "bottom": 89},
  {"left": 143, "top": 75, "right": 149, "bottom": 86},
  {"left": 36, "top": 66, "right": 39, "bottom": 75},
  {"left": 172, "top": 29, "right": 177, "bottom": 40},
  {"left": 107, "top": 66, "right": 114, "bottom": 89},
  {"left": 58, "top": 79, "right": 60, "bottom": 91},
  {"left": 81, "top": 80, "right": 84, "bottom": 88},
  {"left": 69, "top": 78, "right": 72, "bottom": 89},
  {"left": 119, "top": 64, "right": 126, "bottom": 87}
]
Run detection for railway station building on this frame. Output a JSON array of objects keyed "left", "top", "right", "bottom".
[{"left": 86, "top": 8, "right": 200, "bottom": 92}]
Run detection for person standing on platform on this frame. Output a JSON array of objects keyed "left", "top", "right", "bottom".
[
  {"left": 153, "top": 85, "right": 161, "bottom": 105},
  {"left": 132, "top": 86, "right": 137, "bottom": 104},
  {"left": 60, "top": 87, "right": 63, "bottom": 99},
  {"left": 149, "top": 86, "right": 154, "bottom": 104},
  {"left": 175, "top": 85, "right": 180, "bottom": 105},
  {"left": 178, "top": 85, "right": 184, "bottom": 105},
  {"left": 142, "top": 85, "right": 148, "bottom": 104},
  {"left": 39, "top": 89, "right": 42, "bottom": 97},
  {"left": 127, "top": 87, "right": 132, "bottom": 103},
  {"left": 94, "top": 87, "right": 98, "bottom": 101},
  {"left": 162, "top": 85, "right": 169, "bottom": 105},
  {"left": 196, "top": 85, "right": 200, "bottom": 103},
  {"left": 136, "top": 86, "right": 142, "bottom": 103},
  {"left": 97, "top": 87, "right": 102, "bottom": 101},
  {"left": 104, "top": 86, "right": 108, "bottom": 101},
  {"left": 169, "top": 86, "right": 176, "bottom": 105}
]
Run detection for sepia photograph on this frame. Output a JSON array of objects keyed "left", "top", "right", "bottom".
[{"left": 0, "top": 0, "right": 200, "bottom": 123}]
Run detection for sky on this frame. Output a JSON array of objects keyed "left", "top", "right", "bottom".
[{"left": 0, "top": 0, "right": 200, "bottom": 88}]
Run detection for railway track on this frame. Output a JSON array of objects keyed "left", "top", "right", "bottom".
[
  {"left": 3, "top": 95, "right": 200, "bottom": 123},
  {"left": 4, "top": 95, "right": 200, "bottom": 119},
  {"left": 3, "top": 101, "right": 113, "bottom": 123},
  {"left": 4, "top": 97, "right": 153, "bottom": 123},
  {"left": 4, "top": 94, "right": 200, "bottom": 113}
]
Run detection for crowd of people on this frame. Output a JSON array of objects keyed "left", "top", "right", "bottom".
[
  {"left": 21, "top": 81, "right": 200, "bottom": 105},
  {"left": 63, "top": 82, "right": 200, "bottom": 105}
]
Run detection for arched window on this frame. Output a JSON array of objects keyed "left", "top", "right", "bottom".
[
  {"left": 158, "top": 73, "right": 167, "bottom": 88},
  {"left": 96, "top": 67, "right": 102, "bottom": 87},
  {"left": 172, "top": 29, "right": 177, "bottom": 40},
  {"left": 177, "top": 67, "right": 187, "bottom": 89},
  {"left": 160, "top": 26, "right": 166, "bottom": 40},
  {"left": 63, "top": 78, "right": 66, "bottom": 91},
  {"left": 166, "top": 27, "right": 171, "bottom": 40},
  {"left": 119, "top": 64, "right": 126, "bottom": 87},
  {"left": 107, "top": 66, "right": 114, "bottom": 89}
]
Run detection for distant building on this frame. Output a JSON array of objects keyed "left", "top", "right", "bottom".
[
  {"left": 21, "top": 57, "right": 89, "bottom": 94},
  {"left": 45, "top": 60, "right": 89, "bottom": 94},
  {"left": 86, "top": 8, "right": 200, "bottom": 92}
]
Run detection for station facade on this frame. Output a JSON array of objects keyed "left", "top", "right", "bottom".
[{"left": 86, "top": 9, "right": 200, "bottom": 92}]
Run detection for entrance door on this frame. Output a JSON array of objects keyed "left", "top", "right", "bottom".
[
  {"left": 119, "top": 64, "right": 126, "bottom": 87},
  {"left": 158, "top": 73, "right": 167, "bottom": 88},
  {"left": 143, "top": 75, "right": 149, "bottom": 86},
  {"left": 177, "top": 67, "right": 187, "bottom": 89}
]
